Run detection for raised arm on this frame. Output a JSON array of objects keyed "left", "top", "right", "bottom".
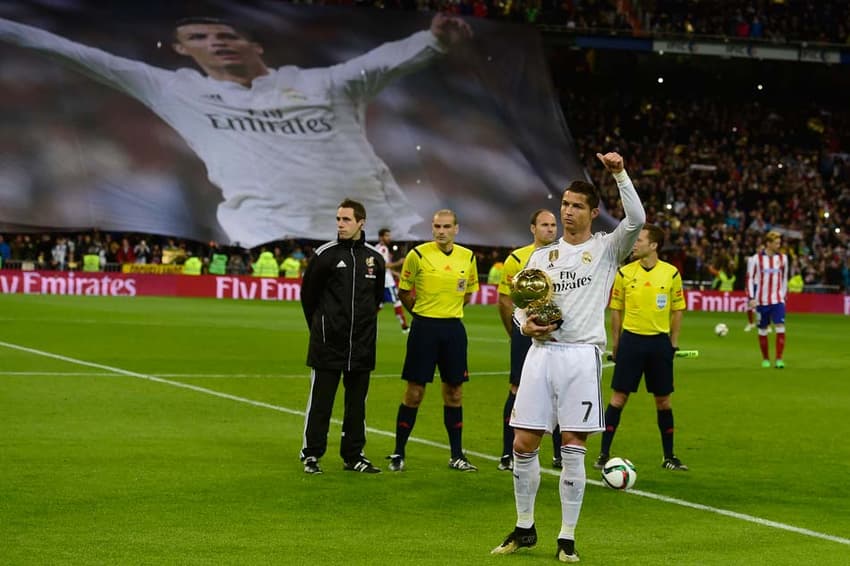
[
  {"left": 330, "top": 14, "right": 471, "bottom": 101},
  {"left": 0, "top": 18, "right": 170, "bottom": 104},
  {"left": 597, "top": 152, "right": 646, "bottom": 262}
]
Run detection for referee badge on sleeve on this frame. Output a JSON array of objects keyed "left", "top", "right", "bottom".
[{"left": 656, "top": 294, "right": 668, "bottom": 309}]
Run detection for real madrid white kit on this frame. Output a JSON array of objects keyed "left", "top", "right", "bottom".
[{"left": 511, "top": 171, "right": 645, "bottom": 433}]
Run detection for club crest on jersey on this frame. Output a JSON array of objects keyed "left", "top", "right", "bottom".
[
  {"left": 548, "top": 250, "right": 559, "bottom": 263},
  {"left": 582, "top": 251, "right": 593, "bottom": 264},
  {"left": 365, "top": 257, "right": 375, "bottom": 267}
]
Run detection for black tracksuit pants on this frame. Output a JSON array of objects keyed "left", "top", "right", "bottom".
[{"left": 301, "top": 368, "right": 370, "bottom": 462}]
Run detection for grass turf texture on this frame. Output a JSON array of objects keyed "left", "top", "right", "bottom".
[{"left": 1, "top": 294, "right": 849, "bottom": 565}]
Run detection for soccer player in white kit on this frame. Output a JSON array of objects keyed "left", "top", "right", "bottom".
[
  {"left": 492, "top": 152, "right": 645, "bottom": 563},
  {"left": 0, "top": 14, "right": 471, "bottom": 248}
]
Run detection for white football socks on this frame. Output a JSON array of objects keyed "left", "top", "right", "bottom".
[
  {"left": 558, "top": 444, "right": 587, "bottom": 540},
  {"left": 512, "top": 448, "right": 540, "bottom": 528}
]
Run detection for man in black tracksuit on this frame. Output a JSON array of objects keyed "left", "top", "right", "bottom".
[{"left": 299, "top": 198, "right": 385, "bottom": 474}]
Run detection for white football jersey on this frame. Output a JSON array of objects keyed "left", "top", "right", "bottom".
[
  {"left": 374, "top": 241, "right": 396, "bottom": 288},
  {"left": 1, "top": 19, "right": 442, "bottom": 246},
  {"left": 515, "top": 173, "right": 644, "bottom": 348}
]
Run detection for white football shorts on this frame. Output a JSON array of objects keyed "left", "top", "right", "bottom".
[{"left": 510, "top": 341, "right": 604, "bottom": 433}]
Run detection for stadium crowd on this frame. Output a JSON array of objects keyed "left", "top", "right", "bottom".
[
  {"left": 294, "top": 0, "right": 850, "bottom": 45},
  {"left": 1, "top": 3, "right": 848, "bottom": 291}
]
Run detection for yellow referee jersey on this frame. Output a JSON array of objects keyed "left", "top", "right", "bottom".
[
  {"left": 609, "top": 260, "right": 685, "bottom": 335},
  {"left": 497, "top": 243, "right": 535, "bottom": 297},
  {"left": 399, "top": 242, "right": 479, "bottom": 319}
]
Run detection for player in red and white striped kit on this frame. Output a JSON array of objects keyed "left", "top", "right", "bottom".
[
  {"left": 746, "top": 231, "right": 788, "bottom": 368},
  {"left": 375, "top": 228, "right": 409, "bottom": 333}
]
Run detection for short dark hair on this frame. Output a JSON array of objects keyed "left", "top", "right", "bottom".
[
  {"left": 643, "top": 223, "right": 666, "bottom": 250},
  {"left": 378, "top": 228, "right": 391, "bottom": 237},
  {"left": 563, "top": 180, "right": 600, "bottom": 209},
  {"left": 338, "top": 198, "right": 366, "bottom": 222},
  {"left": 529, "top": 208, "right": 554, "bottom": 226},
  {"left": 173, "top": 17, "right": 255, "bottom": 42}
]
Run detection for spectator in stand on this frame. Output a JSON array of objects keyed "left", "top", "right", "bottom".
[
  {"left": 150, "top": 243, "right": 163, "bottom": 264},
  {"left": 0, "top": 234, "right": 11, "bottom": 266},
  {"left": 182, "top": 251, "right": 203, "bottom": 275},
  {"left": 710, "top": 253, "right": 736, "bottom": 291},
  {"left": 252, "top": 250, "right": 280, "bottom": 277},
  {"left": 227, "top": 252, "right": 246, "bottom": 275},
  {"left": 134, "top": 239, "right": 151, "bottom": 264},
  {"left": 280, "top": 249, "right": 303, "bottom": 278},
  {"left": 37, "top": 234, "right": 53, "bottom": 267},
  {"left": 207, "top": 241, "right": 228, "bottom": 275},
  {"left": 50, "top": 236, "right": 68, "bottom": 270},
  {"left": 115, "top": 237, "right": 136, "bottom": 264}
]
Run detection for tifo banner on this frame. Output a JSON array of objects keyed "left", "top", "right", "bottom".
[
  {"left": 0, "top": 2, "right": 581, "bottom": 247},
  {"left": 2, "top": 272, "right": 849, "bottom": 315}
]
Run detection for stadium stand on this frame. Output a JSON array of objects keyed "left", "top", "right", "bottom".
[{"left": 1, "top": 3, "right": 847, "bottom": 291}]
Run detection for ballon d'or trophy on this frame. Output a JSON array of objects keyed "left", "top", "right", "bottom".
[{"left": 510, "top": 268, "right": 563, "bottom": 326}]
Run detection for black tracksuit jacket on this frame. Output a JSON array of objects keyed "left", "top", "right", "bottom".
[{"left": 301, "top": 233, "right": 385, "bottom": 370}]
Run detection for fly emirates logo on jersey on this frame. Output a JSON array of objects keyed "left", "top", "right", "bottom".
[
  {"left": 204, "top": 106, "right": 334, "bottom": 137},
  {"left": 552, "top": 270, "right": 593, "bottom": 292}
]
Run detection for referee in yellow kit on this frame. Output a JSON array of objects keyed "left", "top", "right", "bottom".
[
  {"left": 387, "top": 209, "right": 480, "bottom": 472},
  {"left": 594, "top": 224, "right": 690, "bottom": 472}
]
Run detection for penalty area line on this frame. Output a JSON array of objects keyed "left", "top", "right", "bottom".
[{"left": 0, "top": 339, "right": 846, "bottom": 547}]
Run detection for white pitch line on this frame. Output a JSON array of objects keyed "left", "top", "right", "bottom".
[
  {"left": 0, "top": 366, "right": 615, "bottom": 380},
  {"left": 0, "top": 339, "right": 847, "bottom": 547}
]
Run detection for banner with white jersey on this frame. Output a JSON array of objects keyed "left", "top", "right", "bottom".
[{"left": 0, "top": 1, "right": 583, "bottom": 248}]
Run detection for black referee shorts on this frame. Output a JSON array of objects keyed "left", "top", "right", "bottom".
[
  {"left": 402, "top": 315, "right": 469, "bottom": 385},
  {"left": 611, "top": 330, "right": 675, "bottom": 396}
]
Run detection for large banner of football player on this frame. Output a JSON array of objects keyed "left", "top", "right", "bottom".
[{"left": 0, "top": 1, "right": 583, "bottom": 248}]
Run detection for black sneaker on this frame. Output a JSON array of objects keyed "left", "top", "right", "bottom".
[
  {"left": 592, "top": 453, "right": 609, "bottom": 470},
  {"left": 556, "top": 538, "right": 579, "bottom": 562},
  {"left": 552, "top": 457, "right": 563, "bottom": 470},
  {"left": 661, "top": 456, "right": 689, "bottom": 471},
  {"left": 497, "top": 454, "right": 513, "bottom": 471},
  {"left": 303, "top": 456, "right": 322, "bottom": 475},
  {"left": 343, "top": 457, "right": 381, "bottom": 474},
  {"left": 490, "top": 525, "right": 537, "bottom": 554}
]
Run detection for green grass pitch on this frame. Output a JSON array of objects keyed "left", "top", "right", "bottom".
[{"left": 1, "top": 294, "right": 849, "bottom": 565}]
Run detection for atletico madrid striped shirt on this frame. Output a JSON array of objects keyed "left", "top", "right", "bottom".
[{"left": 746, "top": 251, "right": 788, "bottom": 306}]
